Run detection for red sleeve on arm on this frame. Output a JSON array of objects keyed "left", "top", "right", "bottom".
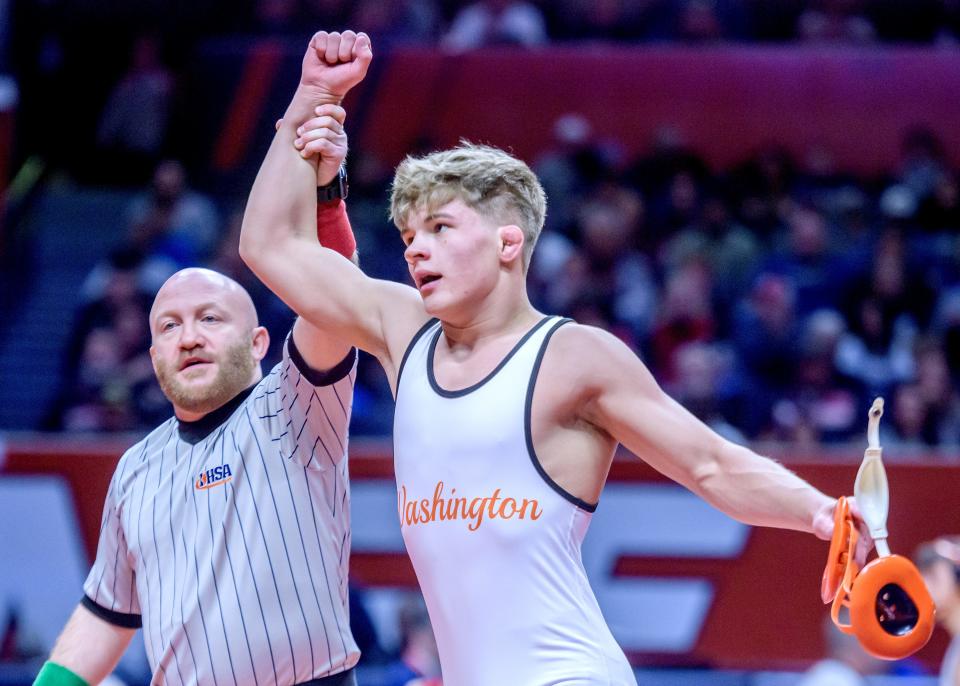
[{"left": 316, "top": 199, "right": 357, "bottom": 259}]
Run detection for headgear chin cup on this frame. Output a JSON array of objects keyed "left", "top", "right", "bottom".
[{"left": 821, "top": 399, "right": 935, "bottom": 661}]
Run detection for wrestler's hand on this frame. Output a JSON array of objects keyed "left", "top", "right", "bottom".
[
  {"left": 813, "top": 497, "right": 874, "bottom": 567},
  {"left": 300, "top": 30, "right": 372, "bottom": 105}
]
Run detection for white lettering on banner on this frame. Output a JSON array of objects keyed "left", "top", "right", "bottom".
[
  {"left": 351, "top": 481, "right": 406, "bottom": 549},
  {"left": 0, "top": 477, "right": 151, "bottom": 676},
  {"left": 349, "top": 480, "right": 749, "bottom": 653},
  {"left": 0, "top": 478, "right": 94, "bottom": 646},
  {"left": 581, "top": 484, "right": 749, "bottom": 652}
]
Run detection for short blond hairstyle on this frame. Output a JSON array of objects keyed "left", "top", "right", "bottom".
[{"left": 389, "top": 142, "right": 547, "bottom": 270}]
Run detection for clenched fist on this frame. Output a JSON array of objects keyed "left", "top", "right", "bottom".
[{"left": 300, "top": 30, "right": 373, "bottom": 104}]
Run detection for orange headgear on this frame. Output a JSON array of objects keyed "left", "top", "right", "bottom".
[
  {"left": 821, "top": 399, "right": 935, "bottom": 661},
  {"left": 822, "top": 497, "right": 934, "bottom": 660}
]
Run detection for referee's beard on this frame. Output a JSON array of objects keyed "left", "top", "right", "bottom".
[{"left": 155, "top": 337, "right": 259, "bottom": 418}]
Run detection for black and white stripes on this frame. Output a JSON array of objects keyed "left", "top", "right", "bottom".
[{"left": 83, "top": 336, "right": 359, "bottom": 686}]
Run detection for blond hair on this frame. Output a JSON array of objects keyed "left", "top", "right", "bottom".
[{"left": 389, "top": 142, "right": 547, "bottom": 270}]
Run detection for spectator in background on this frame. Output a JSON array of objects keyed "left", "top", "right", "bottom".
[
  {"left": 348, "top": 0, "right": 439, "bottom": 46},
  {"left": 796, "top": 0, "right": 876, "bottom": 43},
  {"left": 659, "top": 190, "right": 760, "bottom": 307},
  {"left": 627, "top": 128, "right": 710, "bottom": 243},
  {"left": 381, "top": 595, "right": 442, "bottom": 686},
  {"left": 441, "top": 0, "right": 548, "bottom": 52},
  {"left": 549, "top": 0, "right": 659, "bottom": 41},
  {"left": 881, "top": 382, "right": 937, "bottom": 455},
  {"left": 937, "top": 0, "right": 960, "bottom": 43},
  {"left": 914, "top": 537, "right": 960, "bottom": 685},
  {"left": 834, "top": 294, "right": 916, "bottom": 400},
  {"left": 57, "top": 327, "right": 159, "bottom": 432},
  {"left": 0, "top": 0, "right": 10, "bottom": 72},
  {"left": 853, "top": 229, "right": 935, "bottom": 329},
  {"left": 728, "top": 144, "right": 796, "bottom": 238},
  {"left": 348, "top": 587, "right": 388, "bottom": 668},
  {"left": 302, "top": 0, "right": 353, "bottom": 27},
  {"left": 535, "top": 188, "right": 655, "bottom": 343},
  {"left": 933, "top": 286, "right": 960, "bottom": 386},
  {"left": 913, "top": 338, "right": 960, "bottom": 447},
  {"left": 835, "top": 231, "right": 926, "bottom": 399},
  {"left": 917, "top": 170, "right": 960, "bottom": 236},
  {"left": 797, "top": 615, "right": 883, "bottom": 686},
  {"left": 96, "top": 34, "right": 174, "bottom": 183},
  {"left": 824, "top": 187, "right": 876, "bottom": 279},
  {"left": 764, "top": 202, "right": 844, "bottom": 316},
  {"left": 674, "top": 0, "right": 726, "bottom": 42},
  {"left": 534, "top": 113, "right": 609, "bottom": 236},
  {"left": 126, "top": 159, "right": 221, "bottom": 267},
  {"left": 254, "top": 0, "right": 300, "bottom": 34},
  {"left": 732, "top": 273, "right": 801, "bottom": 397},
  {"left": 649, "top": 169, "right": 704, "bottom": 247},
  {"left": 650, "top": 261, "right": 716, "bottom": 383},
  {"left": 896, "top": 127, "right": 950, "bottom": 206},
  {"left": 668, "top": 341, "right": 747, "bottom": 443},
  {"left": 770, "top": 308, "right": 860, "bottom": 445},
  {"left": 48, "top": 249, "right": 167, "bottom": 431}
]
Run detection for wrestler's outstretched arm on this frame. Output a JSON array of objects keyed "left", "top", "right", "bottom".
[
  {"left": 240, "top": 31, "right": 427, "bottom": 388},
  {"left": 562, "top": 324, "right": 871, "bottom": 556}
]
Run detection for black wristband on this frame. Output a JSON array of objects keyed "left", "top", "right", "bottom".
[{"left": 317, "top": 165, "right": 348, "bottom": 202}]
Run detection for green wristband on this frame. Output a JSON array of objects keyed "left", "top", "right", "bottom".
[{"left": 33, "top": 661, "right": 90, "bottom": 686}]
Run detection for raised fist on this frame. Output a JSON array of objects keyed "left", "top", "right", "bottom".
[{"left": 300, "top": 30, "right": 372, "bottom": 103}]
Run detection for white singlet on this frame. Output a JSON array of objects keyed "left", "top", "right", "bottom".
[{"left": 393, "top": 316, "right": 637, "bottom": 686}]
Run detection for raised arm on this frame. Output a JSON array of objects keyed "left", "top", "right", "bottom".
[
  {"left": 576, "top": 325, "right": 838, "bottom": 537},
  {"left": 240, "top": 31, "right": 425, "bottom": 375},
  {"left": 35, "top": 604, "right": 135, "bottom": 685}
]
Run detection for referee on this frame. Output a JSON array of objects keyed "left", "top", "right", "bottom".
[{"left": 34, "top": 151, "right": 363, "bottom": 684}]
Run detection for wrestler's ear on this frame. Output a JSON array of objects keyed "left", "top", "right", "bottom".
[{"left": 497, "top": 225, "right": 524, "bottom": 266}]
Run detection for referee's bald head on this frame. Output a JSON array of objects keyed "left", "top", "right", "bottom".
[{"left": 150, "top": 268, "right": 259, "bottom": 333}]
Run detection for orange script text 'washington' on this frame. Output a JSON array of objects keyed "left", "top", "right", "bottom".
[{"left": 398, "top": 482, "right": 543, "bottom": 531}]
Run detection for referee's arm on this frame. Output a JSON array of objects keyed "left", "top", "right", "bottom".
[
  {"left": 40, "top": 603, "right": 135, "bottom": 685},
  {"left": 291, "top": 316, "right": 353, "bottom": 372}
]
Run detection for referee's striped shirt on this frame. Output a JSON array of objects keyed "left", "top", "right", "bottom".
[{"left": 83, "top": 334, "right": 360, "bottom": 686}]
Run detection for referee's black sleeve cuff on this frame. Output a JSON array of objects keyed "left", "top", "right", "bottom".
[
  {"left": 81, "top": 595, "right": 142, "bottom": 629},
  {"left": 288, "top": 333, "right": 357, "bottom": 387}
]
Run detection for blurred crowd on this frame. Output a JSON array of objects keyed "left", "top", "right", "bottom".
[
  {"left": 7, "top": 0, "right": 960, "bottom": 181},
  {"left": 43, "top": 117, "right": 960, "bottom": 453},
  {"left": 7, "top": 0, "right": 960, "bottom": 179},
  {"left": 242, "top": 0, "right": 960, "bottom": 47},
  {"left": 9, "top": 0, "right": 960, "bottom": 84},
  {"left": 3, "top": 0, "right": 957, "bottom": 451},
  {"left": 525, "top": 119, "right": 960, "bottom": 453}
]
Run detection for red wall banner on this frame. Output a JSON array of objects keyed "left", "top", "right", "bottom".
[
  {"left": 4, "top": 437, "right": 956, "bottom": 670},
  {"left": 360, "top": 46, "right": 960, "bottom": 175}
]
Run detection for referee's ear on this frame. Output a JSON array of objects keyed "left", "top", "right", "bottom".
[{"left": 251, "top": 326, "right": 269, "bottom": 361}]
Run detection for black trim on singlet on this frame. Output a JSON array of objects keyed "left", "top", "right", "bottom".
[
  {"left": 177, "top": 385, "right": 257, "bottom": 445},
  {"left": 427, "top": 316, "right": 553, "bottom": 398},
  {"left": 395, "top": 317, "right": 440, "bottom": 388},
  {"left": 81, "top": 594, "right": 143, "bottom": 628},
  {"left": 288, "top": 332, "right": 357, "bottom": 387},
  {"left": 524, "top": 318, "right": 599, "bottom": 513}
]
